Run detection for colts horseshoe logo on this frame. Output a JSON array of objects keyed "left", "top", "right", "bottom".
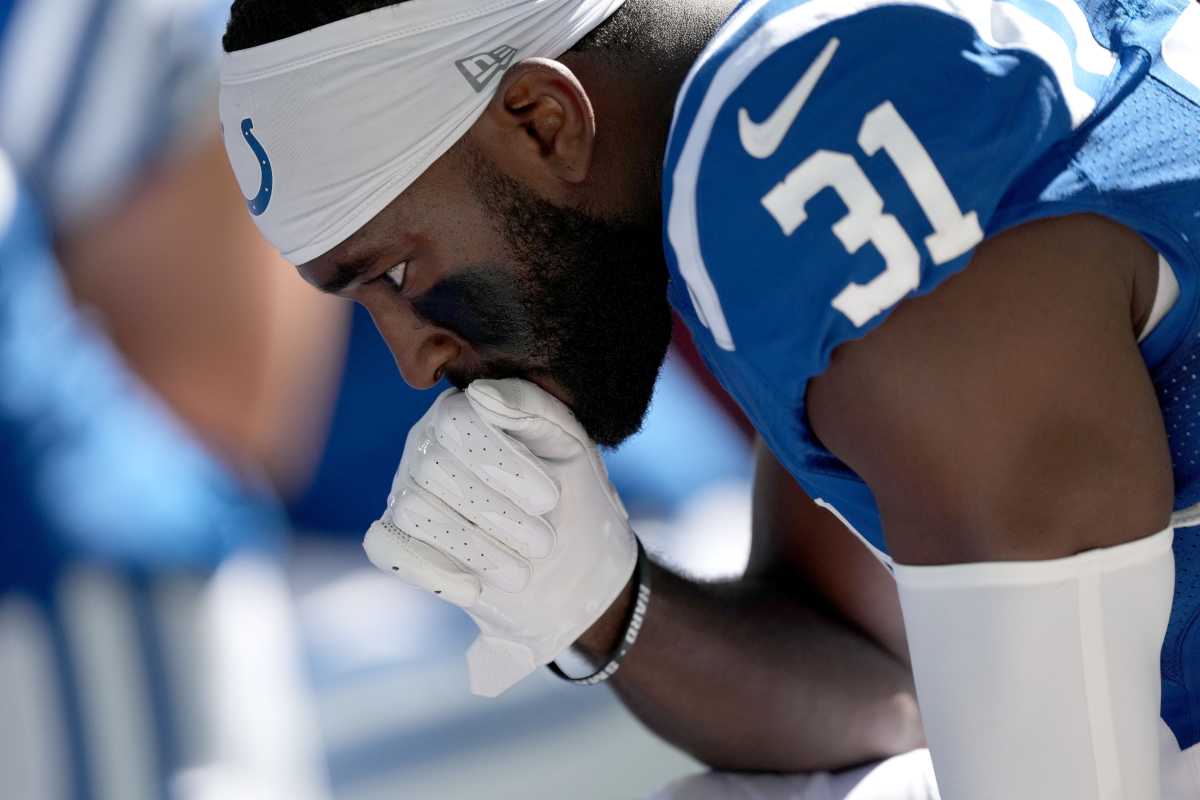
[{"left": 238, "top": 118, "right": 273, "bottom": 216}]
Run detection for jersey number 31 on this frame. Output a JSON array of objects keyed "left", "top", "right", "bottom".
[{"left": 757, "top": 100, "right": 983, "bottom": 327}]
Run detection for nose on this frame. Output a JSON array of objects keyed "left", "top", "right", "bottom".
[{"left": 368, "top": 303, "right": 461, "bottom": 390}]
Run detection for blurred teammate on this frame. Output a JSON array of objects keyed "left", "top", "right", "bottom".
[
  {"left": 0, "top": 2, "right": 340, "bottom": 797},
  {"left": 218, "top": 0, "right": 1200, "bottom": 797}
]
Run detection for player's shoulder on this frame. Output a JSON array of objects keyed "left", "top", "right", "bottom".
[
  {"left": 0, "top": 0, "right": 228, "bottom": 224},
  {"left": 663, "top": 0, "right": 1120, "bottom": 357},
  {"left": 667, "top": 0, "right": 1124, "bottom": 153}
]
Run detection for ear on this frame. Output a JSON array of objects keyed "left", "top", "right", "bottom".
[{"left": 475, "top": 58, "right": 596, "bottom": 186}]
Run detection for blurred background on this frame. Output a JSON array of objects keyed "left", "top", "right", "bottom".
[{"left": 0, "top": 1, "right": 754, "bottom": 798}]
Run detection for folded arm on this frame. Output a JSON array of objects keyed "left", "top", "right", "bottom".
[
  {"left": 805, "top": 213, "right": 1174, "bottom": 798},
  {"left": 578, "top": 441, "right": 922, "bottom": 773}
]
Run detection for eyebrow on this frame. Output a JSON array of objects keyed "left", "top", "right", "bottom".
[{"left": 318, "top": 256, "right": 373, "bottom": 294}]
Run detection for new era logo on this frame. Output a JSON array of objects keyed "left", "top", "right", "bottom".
[{"left": 455, "top": 45, "right": 519, "bottom": 93}]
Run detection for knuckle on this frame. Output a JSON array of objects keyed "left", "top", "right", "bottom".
[
  {"left": 407, "top": 445, "right": 468, "bottom": 501},
  {"left": 393, "top": 496, "right": 477, "bottom": 560},
  {"left": 432, "top": 393, "right": 478, "bottom": 448}
]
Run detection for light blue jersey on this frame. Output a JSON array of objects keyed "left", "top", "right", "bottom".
[
  {"left": 663, "top": 0, "right": 1200, "bottom": 746},
  {"left": 0, "top": 0, "right": 227, "bottom": 227}
]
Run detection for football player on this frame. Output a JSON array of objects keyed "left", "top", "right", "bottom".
[
  {"left": 218, "top": 0, "right": 1200, "bottom": 796},
  {"left": 0, "top": 1, "right": 336, "bottom": 795}
]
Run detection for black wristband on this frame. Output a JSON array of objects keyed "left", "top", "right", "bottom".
[{"left": 548, "top": 539, "right": 651, "bottom": 686}]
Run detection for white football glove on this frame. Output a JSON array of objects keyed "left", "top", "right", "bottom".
[{"left": 362, "top": 378, "right": 638, "bottom": 697}]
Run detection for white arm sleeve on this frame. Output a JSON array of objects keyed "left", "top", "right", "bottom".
[{"left": 895, "top": 527, "right": 1174, "bottom": 800}]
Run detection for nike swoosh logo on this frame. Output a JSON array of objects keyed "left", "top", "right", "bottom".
[{"left": 738, "top": 37, "right": 840, "bottom": 160}]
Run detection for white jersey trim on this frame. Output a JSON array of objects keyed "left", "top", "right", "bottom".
[
  {"left": 1039, "top": 0, "right": 1117, "bottom": 76},
  {"left": 813, "top": 497, "right": 896, "bottom": 572},
  {"left": 1162, "top": 4, "right": 1200, "bottom": 91},
  {"left": 1139, "top": 255, "right": 1180, "bottom": 344},
  {"left": 668, "top": 0, "right": 1118, "bottom": 352},
  {"left": 62, "top": 569, "right": 160, "bottom": 800},
  {"left": 0, "top": 0, "right": 95, "bottom": 168},
  {"left": 0, "top": 595, "right": 70, "bottom": 800},
  {"left": 0, "top": 151, "right": 15, "bottom": 234}
]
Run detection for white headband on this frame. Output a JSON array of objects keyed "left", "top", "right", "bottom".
[{"left": 219, "top": 0, "right": 625, "bottom": 264}]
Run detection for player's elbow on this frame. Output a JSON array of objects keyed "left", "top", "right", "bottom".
[
  {"left": 862, "top": 689, "right": 926, "bottom": 757},
  {"left": 681, "top": 689, "right": 926, "bottom": 774}
]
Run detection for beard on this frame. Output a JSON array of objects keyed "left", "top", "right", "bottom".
[{"left": 438, "top": 148, "right": 673, "bottom": 448}]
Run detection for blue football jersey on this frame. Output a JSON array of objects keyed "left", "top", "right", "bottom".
[
  {"left": 0, "top": 145, "right": 291, "bottom": 799},
  {"left": 663, "top": 0, "right": 1200, "bottom": 745},
  {"left": 0, "top": 2, "right": 292, "bottom": 793},
  {"left": 0, "top": 0, "right": 228, "bottom": 228}
]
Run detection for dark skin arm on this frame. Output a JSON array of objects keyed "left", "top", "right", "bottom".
[
  {"left": 58, "top": 134, "right": 349, "bottom": 494},
  {"left": 748, "top": 439, "right": 910, "bottom": 667},
  {"left": 573, "top": 213, "right": 1169, "bottom": 773},
  {"left": 575, "top": 446, "right": 923, "bottom": 773},
  {"left": 807, "top": 213, "right": 1173, "bottom": 566}
]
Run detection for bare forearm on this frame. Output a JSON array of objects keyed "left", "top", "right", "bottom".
[
  {"left": 577, "top": 561, "right": 923, "bottom": 773},
  {"left": 60, "top": 135, "right": 349, "bottom": 492}
]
